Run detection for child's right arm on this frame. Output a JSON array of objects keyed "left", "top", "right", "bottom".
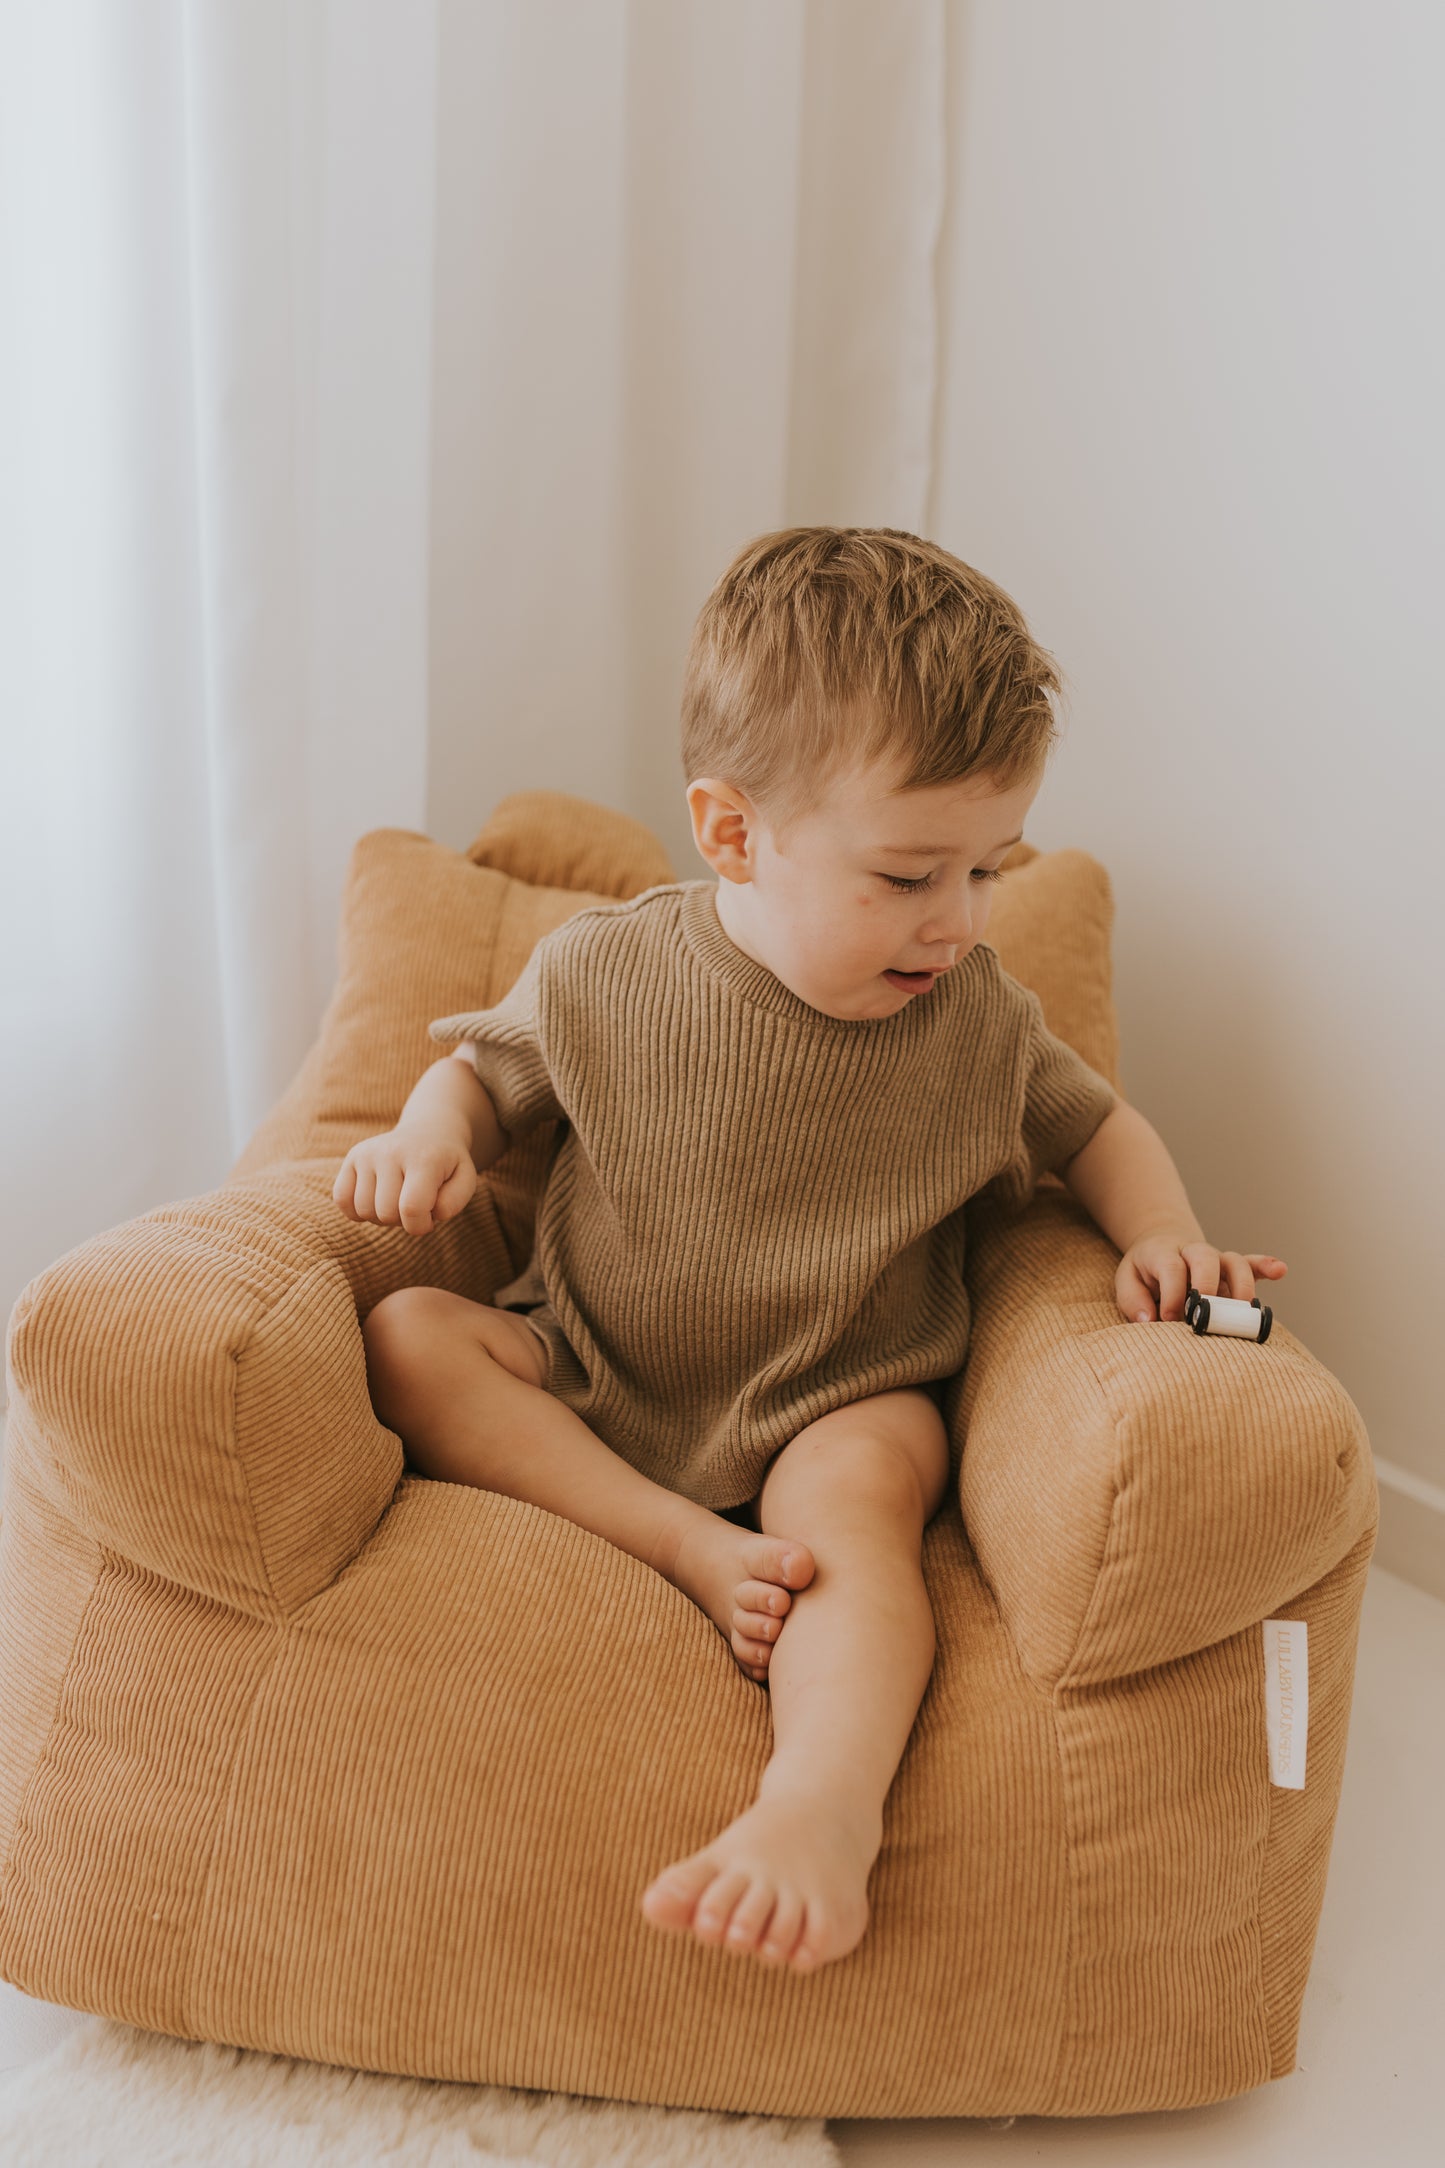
[{"left": 332, "top": 1048, "right": 512, "bottom": 1235}]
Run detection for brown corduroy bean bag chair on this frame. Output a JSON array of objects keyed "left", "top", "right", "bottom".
[{"left": 0, "top": 790, "right": 1376, "bottom": 2118}]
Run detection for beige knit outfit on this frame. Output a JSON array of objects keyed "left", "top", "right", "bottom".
[{"left": 428, "top": 877, "right": 1119, "bottom": 1510}]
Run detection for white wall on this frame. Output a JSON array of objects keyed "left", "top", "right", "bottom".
[
  {"left": 421, "top": 0, "right": 1441, "bottom": 1582},
  {"left": 425, "top": 0, "right": 945, "bottom": 865},
  {"left": 928, "top": 1, "right": 1443, "bottom": 1543}
]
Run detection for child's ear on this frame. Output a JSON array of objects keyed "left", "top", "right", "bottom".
[{"left": 686, "top": 777, "right": 756, "bottom": 881}]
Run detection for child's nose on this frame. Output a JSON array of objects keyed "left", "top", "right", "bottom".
[{"left": 921, "top": 905, "right": 974, "bottom": 952}]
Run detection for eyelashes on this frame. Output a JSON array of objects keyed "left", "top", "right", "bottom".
[{"left": 880, "top": 869, "right": 1006, "bottom": 895}]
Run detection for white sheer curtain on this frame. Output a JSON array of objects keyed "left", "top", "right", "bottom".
[{"left": 0, "top": 0, "right": 946, "bottom": 1350}]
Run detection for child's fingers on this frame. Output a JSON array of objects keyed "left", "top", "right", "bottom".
[
  {"left": 1218, "top": 1250, "right": 1259, "bottom": 1300},
  {"left": 1122, "top": 1248, "right": 1286, "bottom": 1324},
  {"left": 433, "top": 1160, "right": 476, "bottom": 1223},
  {"left": 1117, "top": 1258, "right": 1159, "bottom": 1323},
  {"left": 372, "top": 1164, "right": 405, "bottom": 1224},
  {"left": 1154, "top": 1251, "right": 1193, "bottom": 1321},
  {"left": 398, "top": 1166, "right": 442, "bottom": 1235},
  {"left": 1178, "top": 1244, "right": 1222, "bottom": 1301}
]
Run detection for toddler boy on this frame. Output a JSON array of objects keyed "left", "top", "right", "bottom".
[{"left": 336, "top": 527, "right": 1287, "bottom": 1979}]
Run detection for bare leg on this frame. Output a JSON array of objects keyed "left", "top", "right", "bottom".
[
  {"left": 640, "top": 1388, "right": 949, "bottom": 1974},
  {"left": 361, "top": 1288, "right": 815, "bottom": 1678}
]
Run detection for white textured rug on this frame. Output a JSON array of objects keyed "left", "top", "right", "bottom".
[{"left": 0, "top": 2014, "right": 840, "bottom": 2166}]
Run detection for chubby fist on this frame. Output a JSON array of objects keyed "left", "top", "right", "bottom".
[
  {"left": 332, "top": 1126, "right": 478, "bottom": 1236},
  {"left": 1117, "top": 1232, "right": 1288, "bottom": 1324}
]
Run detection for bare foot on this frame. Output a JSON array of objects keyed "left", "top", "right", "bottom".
[
  {"left": 640, "top": 1789, "right": 883, "bottom": 1972},
  {"left": 661, "top": 1515, "right": 815, "bottom": 1683}
]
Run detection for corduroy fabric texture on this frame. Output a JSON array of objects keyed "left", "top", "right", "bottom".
[
  {"left": 427, "top": 878, "right": 1120, "bottom": 1508},
  {"left": 0, "top": 790, "right": 1377, "bottom": 2118}
]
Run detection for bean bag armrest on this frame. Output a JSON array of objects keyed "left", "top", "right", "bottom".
[
  {"left": 3, "top": 1159, "right": 516, "bottom": 1618},
  {"left": 955, "top": 1184, "right": 1378, "bottom": 1690}
]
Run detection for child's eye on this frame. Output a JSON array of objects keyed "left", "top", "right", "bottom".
[{"left": 880, "top": 868, "right": 1005, "bottom": 894}]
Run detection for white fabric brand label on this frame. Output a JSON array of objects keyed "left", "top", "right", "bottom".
[{"left": 1262, "top": 1619, "right": 1308, "bottom": 1789}]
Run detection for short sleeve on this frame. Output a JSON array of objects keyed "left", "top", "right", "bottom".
[
  {"left": 985, "top": 984, "right": 1120, "bottom": 1217},
  {"left": 426, "top": 941, "right": 564, "bottom": 1140}
]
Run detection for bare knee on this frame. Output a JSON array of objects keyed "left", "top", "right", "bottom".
[
  {"left": 360, "top": 1288, "right": 444, "bottom": 1419},
  {"left": 763, "top": 1433, "right": 920, "bottom": 1532},
  {"left": 362, "top": 1285, "right": 445, "bottom": 1362},
  {"left": 361, "top": 1288, "right": 545, "bottom": 1403},
  {"left": 756, "top": 1423, "right": 941, "bottom": 1660},
  {"left": 758, "top": 1393, "right": 950, "bottom": 1533}
]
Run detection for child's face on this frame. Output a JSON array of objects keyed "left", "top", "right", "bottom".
[{"left": 687, "top": 755, "right": 1043, "bottom": 1021}]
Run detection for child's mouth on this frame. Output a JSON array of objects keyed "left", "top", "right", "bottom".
[{"left": 882, "top": 968, "right": 938, "bottom": 994}]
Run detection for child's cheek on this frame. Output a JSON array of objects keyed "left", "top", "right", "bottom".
[{"left": 850, "top": 888, "right": 886, "bottom": 954}]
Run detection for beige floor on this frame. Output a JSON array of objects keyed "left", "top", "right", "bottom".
[{"left": 1, "top": 1411, "right": 1439, "bottom": 2160}]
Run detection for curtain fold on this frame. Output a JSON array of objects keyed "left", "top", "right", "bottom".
[{"left": 0, "top": 0, "right": 945, "bottom": 1340}]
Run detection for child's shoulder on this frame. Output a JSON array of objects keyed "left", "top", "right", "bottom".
[
  {"left": 943, "top": 942, "right": 1045, "bottom": 1039},
  {"left": 947, "top": 939, "right": 1020, "bottom": 1005},
  {"left": 537, "top": 875, "right": 688, "bottom": 945},
  {"left": 531, "top": 880, "right": 693, "bottom": 961}
]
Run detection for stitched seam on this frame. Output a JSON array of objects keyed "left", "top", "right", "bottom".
[
  {"left": 1044, "top": 1684, "right": 1080, "bottom": 2113},
  {"left": 180, "top": 1612, "right": 292, "bottom": 2037},
  {"left": 1250, "top": 1638, "right": 1276, "bottom": 2075},
  {"left": 1047, "top": 1334, "right": 1128, "bottom": 1692},
  {"left": 0, "top": 1522, "right": 110, "bottom": 1910},
  {"left": 220, "top": 1306, "right": 285, "bottom": 1618}
]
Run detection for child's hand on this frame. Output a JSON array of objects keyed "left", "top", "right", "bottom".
[
  {"left": 1117, "top": 1231, "right": 1287, "bottom": 1324},
  {"left": 332, "top": 1126, "right": 478, "bottom": 1236}
]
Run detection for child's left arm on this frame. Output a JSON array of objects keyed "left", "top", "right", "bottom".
[{"left": 1057, "top": 1102, "right": 1288, "bottom": 1325}]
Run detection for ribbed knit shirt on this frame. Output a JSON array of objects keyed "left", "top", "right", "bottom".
[{"left": 428, "top": 877, "right": 1119, "bottom": 1510}]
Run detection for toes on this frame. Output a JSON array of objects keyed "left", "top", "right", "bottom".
[
  {"left": 691, "top": 1868, "right": 753, "bottom": 1945},
  {"left": 721, "top": 1878, "right": 777, "bottom": 1954},
  {"left": 731, "top": 1628, "right": 773, "bottom": 1673},
  {"left": 787, "top": 1899, "right": 834, "bottom": 1972},
  {"left": 757, "top": 1888, "right": 805, "bottom": 1966},
  {"left": 734, "top": 1605, "right": 779, "bottom": 1641},
  {"left": 748, "top": 1537, "right": 815, "bottom": 1592},
  {"left": 740, "top": 1579, "right": 789, "bottom": 1619},
  {"left": 776, "top": 1542, "right": 815, "bottom": 1589},
  {"left": 789, "top": 1927, "right": 822, "bottom": 1974},
  {"left": 786, "top": 1899, "right": 866, "bottom": 1971},
  {"left": 640, "top": 1852, "right": 718, "bottom": 1930}
]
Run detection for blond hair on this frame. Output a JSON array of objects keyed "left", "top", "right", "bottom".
[{"left": 680, "top": 526, "right": 1062, "bottom": 840}]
